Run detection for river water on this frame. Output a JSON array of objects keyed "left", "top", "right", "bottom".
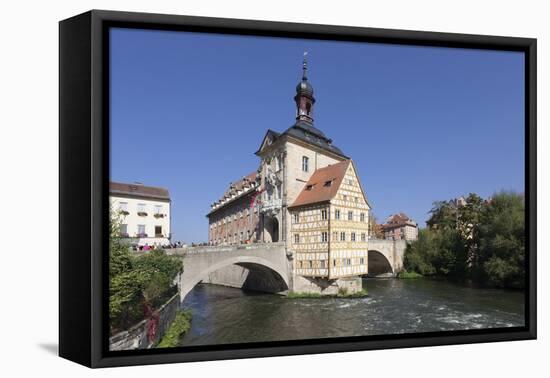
[{"left": 179, "top": 278, "right": 525, "bottom": 346}]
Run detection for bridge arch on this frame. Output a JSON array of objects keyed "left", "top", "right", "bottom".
[
  {"left": 180, "top": 254, "right": 289, "bottom": 301},
  {"left": 368, "top": 250, "right": 394, "bottom": 277}
]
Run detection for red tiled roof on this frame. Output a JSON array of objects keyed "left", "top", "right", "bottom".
[
  {"left": 289, "top": 160, "right": 351, "bottom": 208},
  {"left": 381, "top": 213, "right": 416, "bottom": 229},
  {"left": 110, "top": 182, "right": 170, "bottom": 200},
  {"left": 222, "top": 171, "right": 258, "bottom": 197}
]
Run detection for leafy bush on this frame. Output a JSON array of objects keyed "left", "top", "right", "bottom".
[
  {"left": 398, "top": 271, "right": 423, "bottom": 279},
  {"left": 156, "top": 311, "right": 193, "bottom": 348}
]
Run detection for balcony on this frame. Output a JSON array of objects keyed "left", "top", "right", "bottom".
[
  {"left": 260, "top": 198, "right": 282, "bottom": 215},
  {"left": 137, "top": 211, "right": 148, "bottom": 217},
  {"left": 154, "top": 213, "right": 165, "bottom": 219}
]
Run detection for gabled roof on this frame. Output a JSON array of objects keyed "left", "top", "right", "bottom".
[
  {"left": 289, "top": 160, "right": 351, "bottom": 208},
  {"left": 283, "top": 120, "right": 347, "bottom": 158},
  {"left": 208, "top": 170, "right": 259, "bottom": 216},
  {"left": 255, "top": 129, "right": 280, "bottom": 155},
  {"left": 255, "top": 121, "right": 348, "bottom": 159},
  {"left": 381, "top": 213, "right": 417, "bottom": 229},
  {"left": 110, "top": 182, "right": 170, "bottom": 201}
]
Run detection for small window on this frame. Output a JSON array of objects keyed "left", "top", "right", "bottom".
[
  {"left": 333, "top": 259, "right": 337, "bottom": 267},
  {"left": 308, "top": 260, "right": 313, "bottom": 268},
  {"left": 302, "top": 156, "right": 309, "bottom": 172},
  {"left": 340, "top": 232, "right": 346, "bottom": 241},
  {"left": 324, "top": 180, "right": 332, "bottom": 187},
  {"left": 306, "top": 184, "right": 314, "bottom": 191},
  {"left": 154, "top": 205, "right": 162, "bottom": 214},
  {"left": 321, "top": 232, "right": 328, "bottom": 242},
  {"left": 137, "top": 203, "right": 146, "bottom": 213},
  {"left": 298, "top": 261, "right": 303, "bottom": 269},
  {"left": 321, "top": 209, "right": 327, "bottom": 220},
  {"left": 351, "top": 232, "right": 356, "bottom": 242},
  {"left": 294, "top": 234, "right": 300, "bottom": 244},
  {"left": 348, "top": 211, "right": 353, "bottom": 221},
  {"left": 120, "top": 224, "right": 128, "bottom": 236},
  {"left": 333, "top": 232, "right": 338, "bottom": 241},
  {"left": 360, "top": 212, "right": 365, "bottom": 222},
  {"left": 293, "top": 213, "right": 300, "bottom": 223},
  {"left": 343, "top": 194, "right": 347, "bottom": 201},
  {"left": 320, "top": 260, "right": 326, "bottom": 269},
  {"left": 155, "top": 225, "right": 162, "bottom": 237},
  {"left": 335, "top": 209, "right": 340, "bottom": 220},
  {"left": 119, "top": 202, "right": 128, "bottom": 213},
  {"left": 361, "top": 233, "right": 366, "bottom": 242},
  {"left": 137, "top": 224, "right": 146, "bottom": 236},
  {"left": 360, "top": 257, "right": 365, "bottom": 265}
]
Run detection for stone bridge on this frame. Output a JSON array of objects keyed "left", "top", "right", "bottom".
[
  {"left": 367, "top": 239, "right": 408, "bottom": 277},
  {"left": 168, "top": 239, "right": 407, "bottom": 301},
  {"left": 168, "top": 242, "right": 290, "bottom": 301}
]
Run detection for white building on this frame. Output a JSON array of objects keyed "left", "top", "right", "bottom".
[{"left": 110, "top": 182, "right": 171, "bottom": 247}]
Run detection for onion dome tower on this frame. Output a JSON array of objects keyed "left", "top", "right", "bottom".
[{"left": 294, "top": 52, "right": 316, "bottom": 124}]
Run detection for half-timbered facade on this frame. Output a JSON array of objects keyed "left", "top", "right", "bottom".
[{"left": 289, "top": 160, "right": 370, "bottom": 279}]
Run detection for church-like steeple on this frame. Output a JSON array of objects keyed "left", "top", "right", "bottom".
[{"left": 294, "top": 52, "right": 315, "bottom": 124}]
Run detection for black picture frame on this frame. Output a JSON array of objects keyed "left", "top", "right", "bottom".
[{"left": 59, "top": 9, "right": 537, "bottom": 368}]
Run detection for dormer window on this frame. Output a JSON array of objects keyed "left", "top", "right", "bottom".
[
  {"left": 306, "top": 184, "right": 315, "bottom": 191},
  {"left": 324, "top": 180, "right": 333, "bottom": 187}
]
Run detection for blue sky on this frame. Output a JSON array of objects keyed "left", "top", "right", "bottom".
[{"left": 110, "top": 28, "right": 525, "bottom": 243}]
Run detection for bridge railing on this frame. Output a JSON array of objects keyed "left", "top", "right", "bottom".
[{"left": 166, "top": 242, "right": 286, "bottom": 256}]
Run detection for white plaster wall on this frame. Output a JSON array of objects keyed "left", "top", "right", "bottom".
[{"left": 110, "top": 195, "right": 171, "bottom": 246}]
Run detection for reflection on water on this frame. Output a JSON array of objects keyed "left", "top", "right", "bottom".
[{"left": 179, "top": 278, "right": 525, "bottom": 346}]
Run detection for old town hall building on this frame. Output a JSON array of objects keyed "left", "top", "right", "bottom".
[{"left": 207, "top": 57, "right": 371, "bottom": 292}]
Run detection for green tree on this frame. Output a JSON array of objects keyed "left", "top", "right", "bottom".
[
  {"left": 427, "top": 200, "right": 456, "bottom": 230},
  {"left": 477, "top": 192, "right": 525, "bottom": 288},
  {"left": 109, "top": 209, "right": 183, "bottom": 332},
  {"left": 404, "top": 191, "right": 524, "bottom": 289},
  {"left": 369, "top": 214, "right": 384, "bottom": 239},
  {"left": 403, "top": 228, "right": 436, "bottom": 275}
]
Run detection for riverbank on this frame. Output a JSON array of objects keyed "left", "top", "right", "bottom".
[
  {"left": 156, "top": 310, "right": 193, "bottom": 348},
  {"left": 397, "top": 271, "right": 423, "bottom": 279}
]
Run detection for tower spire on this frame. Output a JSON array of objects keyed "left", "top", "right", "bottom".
[
  {"left": 302, "top": 51, "right": 308, "bottom": 80},
  {"left": 294, "top": 52, "right": 315, "bottom": 124}
]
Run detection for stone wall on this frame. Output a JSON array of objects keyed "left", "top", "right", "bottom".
[
  {"left": 109, "top": 293, "right": 180, "bottom": 351},
  {"left": 292, "top": 275, "right": 363, "bottom": 295}
]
